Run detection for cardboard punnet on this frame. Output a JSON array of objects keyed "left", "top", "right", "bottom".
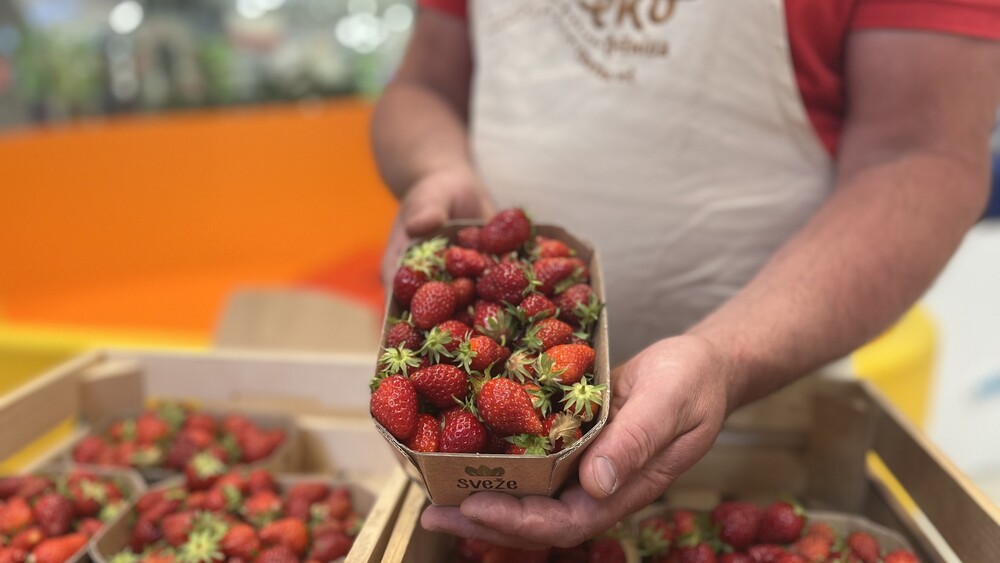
[
  {"left": 372, "top": 223, "right": 611, "bottom": 506},
  {"left": 0, "top": 348, "right": 411, "bottom": 563},
  {"left": 90, "top": 474, "right": 379, "bottom": 563}
]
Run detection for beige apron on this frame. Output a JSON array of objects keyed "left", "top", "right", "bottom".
[{"left": 469, "top": 0, "right": 834, "bottom": 364}]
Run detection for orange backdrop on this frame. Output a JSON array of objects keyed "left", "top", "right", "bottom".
[{"left": 0, "top": 98, "right": 397, "bottom": 335}]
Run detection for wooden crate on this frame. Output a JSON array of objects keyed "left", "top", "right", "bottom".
[{"left": 0, "top": 348, "right": 408, "bottom": 563}]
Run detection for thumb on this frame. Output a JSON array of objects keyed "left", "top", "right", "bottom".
[{"left": 578, "top": 370, "right": 678, "bottom": 500}]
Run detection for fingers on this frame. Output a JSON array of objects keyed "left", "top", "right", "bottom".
[
  {"left": 401, "top": 186, "right": 453, "bottom": 237},
  {"left": 421, "top": 503, "right": 549, "bottom": 550}
]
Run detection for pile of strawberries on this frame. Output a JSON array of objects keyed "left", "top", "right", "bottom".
[
  {"left": 0, "top": 469, "right": 131, "bottom": 563},
  {"left": 72, "top": 405, "right": 286, "bottom": 483},
  {"left": 110, "top": 468, "right": 363, "bottom": 563},
  {"left": 636, "top": 500, "right": 920, "bottom": 563},
  {"left": 451, "top": 530, "right": 629, "bottom": 563},
  {"left": 371, "top": 208, "right": 605, "bottom": 455}
]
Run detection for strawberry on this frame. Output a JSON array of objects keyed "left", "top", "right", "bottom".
[
  {"left": 587, "top": 537, "right": 626, "bottom": 563},
  {"left": 246, "top": 469, "right": 278, "bottom": 494},
  {"left": 410, "top": 281, "right": 458, "bottom": 330},
  {"left": 446, "top": 247, "right": 490, "bottom": 278},
  {"left": 637, "top": 516, "right": 673, "bottom": 559},
  {"left": 477, "top": 262, "right": 530, "bottom": 304},
  {"left": 719, "top": 554, "right": 753, "bottom": 563},
  {"left": 555, "top": 283, "right": 601, "bottom": 327},
  {"left": 533, "top": 236, "right": 573, "bottom": 259},
  {"left": 164, "top": 432, "right": 202, "bottom": 470},
  {"left": 793, "top": 533, "right": 831, "bottom": 562},
  {"left": 883, "top": 550, "right": 919, "bottom": 563},
  {"left": 185, "top": 451, "right": 226, "bottom": 491},
  {"left": 221, "top": 523, "right": 260, "bottom": 560},
  {"left": 421, "top": 320, "right": 472, "bottom": 361},
  {"left": 392, "top": 266, "right": 429, "bottom": 308},
  {"left": 77, "top": 517, "right": 104, "bottom": 537},
  {"left": 457, "top": 538, "right": 493, "bottom": 560},
  {"left": 774, "top": 555, "right": 806, "bottom": 563},
  {"left": 320, "top": 487, "right": 353, "bottom": 520},
  {"left": 0, "top": 548, "right": 26, "bottom": 563},
  {"left": 518, "top": 293, "right": 557, "bottom": 321},
  {"left": 451, "top": 277, "right": 477, "bottom": 309},
  {"left": 505, "top": 434, "right": 550, "bottom": 455},
  {"left": 710, "top": 501, "right": 761, "bottom": 551},
  {"left": 457, "top": 335, "right": 511, "bottom": 373},
  {"left": 539, "top": 344, "right": 595, "bottom": 385},
  {"left": 287, "top": 483, "right": 329, "bottom": 505},
  {"left": 386, "top": 321, "right": 423, "bottom": 350},
  {"left": 543, "top": 412, "right": 583, "bottom": 451},
  {"left": 32, "top": 493, "right": 74, "bottom": 537},
  {"left": 371, "top": 375, "right": 419, "bottom": 441},
  {"left": 456, "top": 226, "right": 482, "bottom": 250},
  {"left": 677, "top": 543, "right": 717, "bottom": 563},
  {"left": 184, "top": 412, "right": 217, "bottom": 434},
  {"left": 9, "top": 527, "right": 43, "bottom": 550},
  {"left": 533, "top": 257, "right": 584, "bottom": 296},
  {"left": 524, "top": 318, "right": 574, "bottom": 352},
  {"left": 259, "top": 518, "right": 309, "bottom": 556},
  {"left": 476, "top": 377, "right": 544, "bottom": 436},
  {"left": 238, "top": 427, "right": 285, "bottom": 463},
  {"left": 757, "top": 501, "right": 805, "bottom": 544},
  {"left": 136, "top": 413, "right": 171, "bottom": 445},
  {"left": 405, "top": 413, "right": 441, "bottom": 452},
  {"left": 804, "top": 522, "right": 835, "bottom": 543},
  {"left": 30, "top": 533, "right": 87, "bottom": 563},
  {"left": 254, "top": 545, "right": 298, "bottom": 563},
  {"left": 129, "top": 516, "right": 163, "bottom": 552},
  {"left": 747, "top": 544, "right": 789, "bottom": 563},
  {"left": 309, "top": 530, "right": 353, "bottom": 560},
  {"left": 480, "top": 208, "right": 532, "bottom": 255},
  {"left": 506, "top": 350, "right": 539, "bottom": 384},
  {"left": 672, "top": 510, "right": 697, "bottom": 539},
  {"left": 0, "top": 497, "right": 33, "bottom": 534},
  {"left": 483, "top": 546, "right": 551, "bottom": 563},
  {"left": 846, "top": 531, "right": 880, "bottom": 563},
  {"left": 0, "top": 477, "right": 24, "bottom": 500},
  {"left": 243, "top": 490, "right": 282, "bottom": 526},
  {"left": 162, "top": 511, "right": 195, "bottom": 546},
  {"left": 440, "top": 410, "right": 487, "bottom": 453},
  {"left": 213, "top": 471, "right": 248, "bottom": 494},
  {"left": 473, "top": 300, "right": 515, "bottom": 344},
  {"left": 14, "top": 476, "right": 51, "bottom": 500},
  {"left": 72, "top": 436, "right": 108, "bottom": 464},
  {"left": 483, "top": 430, "right": 511, "bottom": 454}
]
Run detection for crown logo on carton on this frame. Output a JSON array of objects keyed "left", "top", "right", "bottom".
[{"left": 464, "top": 465, "right": 506, "bottom": 477}]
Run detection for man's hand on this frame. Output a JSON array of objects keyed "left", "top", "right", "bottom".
[
  {"left": 381, "top": 167, "right": 495, "bottom": 287},
  {"left": 420, "top": 335, "right": 735, "bottom": 548}
]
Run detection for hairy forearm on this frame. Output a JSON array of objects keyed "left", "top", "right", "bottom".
[
  {"left": 371, "top": 82, "right": 474, "bottom": 200},
  {"left": 690, "top": 152, "right": 989, "bottom": 410}
]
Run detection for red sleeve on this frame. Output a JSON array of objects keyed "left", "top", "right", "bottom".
[
  {"left": 853, "top": 0, "right": 1000, "bottom": 40},
  {"left": 418, "top": 0, "right": 468, "bottom": 19}
]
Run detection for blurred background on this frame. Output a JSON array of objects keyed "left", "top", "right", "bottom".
[{"left": 0, "top": 0, "right": 999, "bottom": 505}]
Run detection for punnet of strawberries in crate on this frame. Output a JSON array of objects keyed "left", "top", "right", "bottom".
[
  {"left": 371, "top": 208, "right": 605, "bottom": 455},
  {"left": 0, "top": 468, "right": 138, "bottom": 563},
  {"left": 634, "top": 500, "right": 921, "bottom": 563},
  {"left": 71, "top": 403, "right": 288, "bottom": 482},
  {"left": 102, "top": 469, "right": 366, "bottom": 563},
  {"left": 451, "top": 525, "right": 633, "bottom": 563}
]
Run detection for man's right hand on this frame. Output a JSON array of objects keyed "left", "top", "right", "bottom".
[{"left": 381, "top": 167, "right": 495, "bottom": 288}]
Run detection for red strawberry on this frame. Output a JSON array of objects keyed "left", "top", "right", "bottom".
[
  {"left": 719, "top": 555, "right": 753, "bottom": 563},
  {"left": 543, "top": 413, "right": 583, "bottom": 451},
  {"left": 239, "top": 427, "right": 285, "bottom": 463},
  {"left": 677, "top": 543, "right": 718, "bottom": 563},
  {"left": 480, "top": 208, "right": 532, "bottom": 255},
  {"left": 525, "top": 318, "right": 574, "bottom": 351},
  {"left": 446, "top": 247, "right": 490, "bottom": 278},
  {"left": 477, "top": 262, "right": 530, "bottom": 304},
  {"left": 519, "top": 293, "right": 557, "bottom": 321},
  {"left": 710, "top": 501, "right": 761, "bottom": 551},
  {"left": 534, "top": 236, "right": 573, "bottom": 259},
  {"left": 774, "top": 555, "right": 806, "bottom": 563},
  {"left": 222, "top": 414, "right": 254, "bottom": 437},
  {"left": 540, "top": 344, "right": 595, "bottom": 385},
  {"left": 587, "top": 537, "right": 626, "bottom": 563},
  {"left": 222, "top": 523, "right": 260, "bottom": 560},
  {"left": 14, "top": 476, "right": 51, "bottom": 500},
  {"left": 9, "top": 527, "right": 43, "bottom": 550},
  {"left": 185, "top": 451, "right": 226, "bottom": 491},
  {"left": 747, "top": 544, "right": 789, "bottom": 563},
  {"left": 883, "top": 550, "right": 919, "bottom": 563},
  {"left": 129, "top": 516, "right": 163, "bottom": 552},
  {"left": 0, "top": 497, "right": 33, "bottom": 535},
  {"left": 0, "top": 548, "right": 26, "bottom": 563},
  {"left": 476, "top": 377, "right": 544, "bottom": 436},
  {"left": 254, "top": 545, "right": 298, "bottom": 563},
  {"left": 136, "top": 413, "right": 171, "bottom": 445},
  {"left": 433, "top": 320, "right": 473, "bottom": 354},
  {"left": 673, "top": 510, "right": 697, "bottom": 538},
  {"left": 637, "top": 516, "right": 673, "bottom": 559},
  {"left": 184, "top": 412, "right": 216, "bottom": 434},
  {"left": 794, "top": 533, "right": 831, "bottom": 562},
  {"left": 370, "top": 375, "right": 419, "bottom": 441},
  {"left": 804, "top": 522, "right": 835, "bottom": 543},
  {"left": 133, "top": 489, "right": 167, "bottom": 513},
  {"left": 30, "top": 533, "right": 87, "bottom": 563},
  {"left": 77, "top": 517, "right": 104, "bottom": 537},
  {"left": 457, "top": 537, "right": 493, "bottom": 560},
  {"left": 533, "top": 257, "right": 583, "bottom": 296},
  {"left": 846, "top": 531, "right": 880, "bottom": 563},
  {"left": 757, "top": 501, "right": 805, "bottom": 544},
  {"left": 246, "top": 469, "right": 277, "bottom": 494},
  {"left": 410, "top": 281, "right": 458, "bottom": 330},
  {"left": 473, "top": 300, "right": 515, "bottom": 344},
  {"left": 72, "top": 436, "right": 107, "bottom": 464},
  {"left": 392, "top": 266, "right": 428, "bottom": 308},
  {"left": 32, "top": 493, "right": 74, "bottom": 537},
  {"left": 458, "top": 335, "right": 511, "bottom": 373},
  {"left": 214, "top": 471, "right": 248, "bottom": 494},
  {"left": 0, "top": 477, "right": 24, "bottom": 500},
  {"left": 259, "top": 518, "right": 309, "bottom": 556},
  {"left": 386, "top": 321, "right": 423, "bottom": 350},
  {"left": 440, "top": 410, "right": 487, "bottom": 453},
  {"left": 309, "top": 530, "right": 353, "bottom": 561},
  {"left": 405, "top": 413, "right": 442, "bottom": 452},
  {"left": 162, "top": 511, "right": 195, "bottom": 546},
  {"left": 483, "top": 430, "right": 511, "bottom": 454},
  {"left": 483, "top": 546, "right": 551, "bottom": 563},
  {"left": 287, "top": 482, "right": 329, "bottom": 504},
  {"left": 243, "top": 490, "right": 282, "bottom": 525},
  {"left": 505, "top": 434, "right": 550, "bottom": 455},
  {"left": 454, "top": 307, "right": 475, "bottom": 328},
  {"left": 456, "top": 226, "right": 481, "bottom": 250},
  {"left": 451, "top": 277, "right": 477, "bottom": 309},
  {"left": 555, "top": 283, "right": 600, "bottom": 326},
  {"left": 506, "top": 350, "right": 539, "bottom": 383}
]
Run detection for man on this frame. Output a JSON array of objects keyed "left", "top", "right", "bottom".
[{"left": 371, "top": 0, "right": 1000, "bottom": 549}]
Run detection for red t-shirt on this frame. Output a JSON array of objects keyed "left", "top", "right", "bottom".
[{"left": 419, "top": 0, "right": 1000, "bottom": 155}]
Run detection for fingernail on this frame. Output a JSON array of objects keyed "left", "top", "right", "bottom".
[{"left": 595, "top": 456, "right": 617, "bottom": 495}]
